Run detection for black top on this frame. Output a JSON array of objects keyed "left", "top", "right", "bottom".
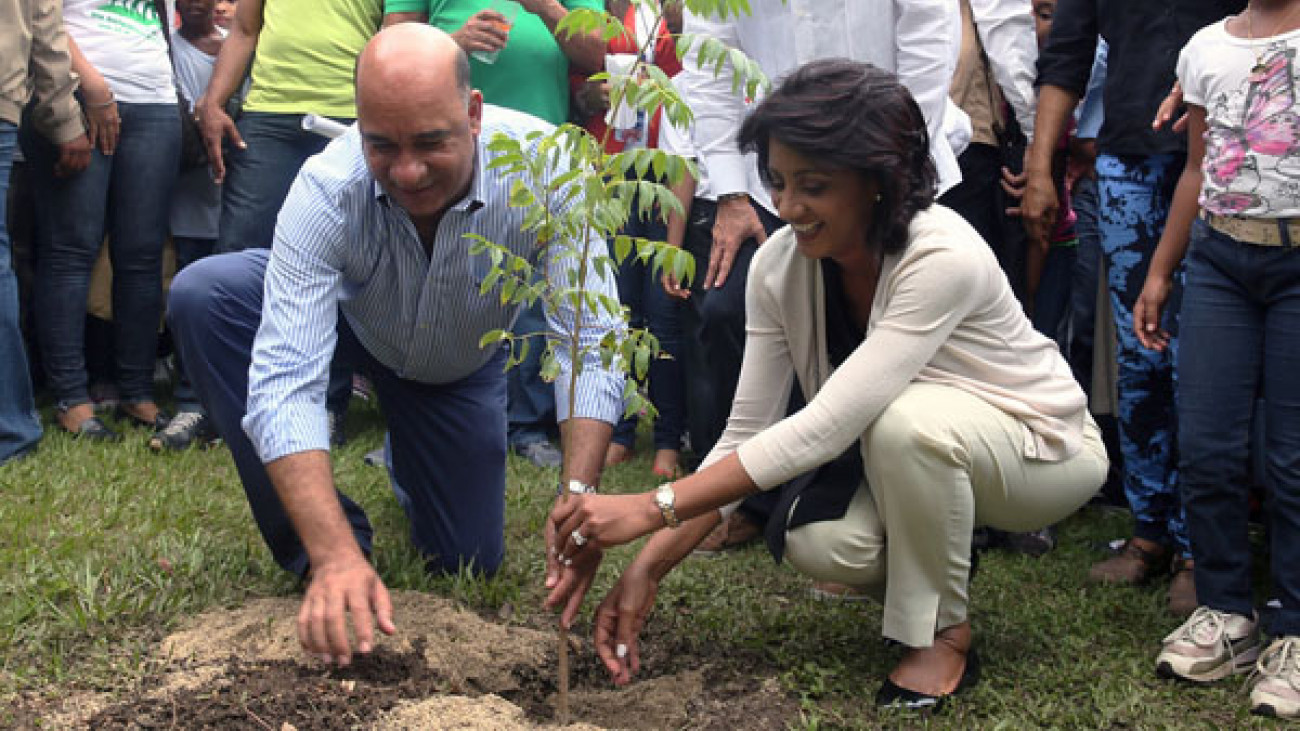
[
  {"left": 1036, "top": 0, "right": 1246, "bottom": 156},
  {"left": 763, "top": 260, "right": 867, "bottom": 562}
]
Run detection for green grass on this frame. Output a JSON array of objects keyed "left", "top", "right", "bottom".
[{"left": 0, "top": 401, "right": 1285, "bottom": 728}]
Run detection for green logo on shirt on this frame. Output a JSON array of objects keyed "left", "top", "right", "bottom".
[{"left": 93, "top": 0, "right": 163, "bottom": 36}]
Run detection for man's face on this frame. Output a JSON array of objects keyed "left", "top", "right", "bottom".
[
  {"left": 214, "top": 0, "right": 235, "bottom": 28},
  {"left": 177, "top": 0, "right": 216, "bottom": 28},
  {"left": 358, "top": 79, "right": 482, "bottom": 229},
  {"left": 1032, "top": 0, "right": 1055, "bottom": 49}
]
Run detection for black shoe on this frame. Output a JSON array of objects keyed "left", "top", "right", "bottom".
[
  {"left": 63, "top": 415, "right": 121, "bottom": 442},
  {"left": 149, "top": 411, "right": 218, "bottom": 452},
  {"left": 116, "top": 405, "right": 170, "bottom": 431},
  {"left": 876, "top": 648, "right": 981, "bottom": 713}
]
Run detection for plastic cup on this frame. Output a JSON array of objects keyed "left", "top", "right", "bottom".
[{"left": 471, "top": 0, "right": 520, "bottom": 65}]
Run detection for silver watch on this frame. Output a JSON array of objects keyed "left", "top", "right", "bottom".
[
  {"left": 558, "top": 479, "right": 596, "bottom": 496},
  {"left": 655, "top": 483, "right": 680, "bottom": 528}
]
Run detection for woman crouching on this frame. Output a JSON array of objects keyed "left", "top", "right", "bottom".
[{"left": 547, "top": 59, "right": 1107, "bottom": 710}]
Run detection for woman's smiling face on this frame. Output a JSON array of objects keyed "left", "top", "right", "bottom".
[{"left": 766, "top": 138, "right": 878, "bottom": 263}]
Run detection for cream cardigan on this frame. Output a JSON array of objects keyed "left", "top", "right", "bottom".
[{"left": 700, "top": 204, "right": 1089, "bottom": 492}]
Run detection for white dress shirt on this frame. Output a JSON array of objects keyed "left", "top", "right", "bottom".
[
  {"left": 681, "top": 0, "right": 967, "bottom": 211},
  {"left": 969, "top": 0, "right": 1039, "bottom": 143}
]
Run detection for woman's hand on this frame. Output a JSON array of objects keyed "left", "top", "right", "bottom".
[
  {"left": 80, "top": 84, "right": 119, "bottom": 156},
  {"left": 550, "top": 492, "right": 663, "bottom": 560},
  {"left": 593, "top": 564, "right": 659, "bottom": 685},
  {"left": 1134, "top": 274, "right": 1174, "bottom": 352}
]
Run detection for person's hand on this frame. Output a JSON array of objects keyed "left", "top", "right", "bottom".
[
  {"left": 451, "top": 10, "right": 510, "bottom": 56},
  {"left": 1134, "top": 273, "right": 1174, "bottom": 352},
  {"left": 707, "top": 195, "right": 766, "bottom": 289},
  {"left": 1152, "top": 81, "right": 1187, "bottom": 134},
  {"left": 54, "top": 134, "right": 92, "bottom": 177},
  {"left": 1000, "top": 165, "right": 1027, "bottom": 216},
  {"left": 297, "top": 554, "right": 396, "bottom": 666},
  {"left": 543, "top": 494, "right": 605, "bottom": 629},
  {"left": 550, "top": 492, "right": 663, "bottom": 559},
  {"left": 81, "top": 86, "right": 120, "bottom": 156},
  {"left": 1018, "top": 165, "right": 1059, "bottom": 250},
  {"left": 575, "top": 79, "right": 610, "bottom": 120},
  {"left": 1066, "top": 138, "right": 1097, "bottom": 187},
  {"left": 593, "top": 564, "right": 658, "bottom": 685},
  {"left": 195, "top": 98, "right": 245, "bottom": 184},
  {"left": 661, "top": 271, "right": 691, "bottom": 300}
]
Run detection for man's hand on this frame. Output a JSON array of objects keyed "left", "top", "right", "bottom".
[
  {"left": 1152, "top": 81, "right": 1187, "bottom": 134},
  {"left": 1133, "top": 273, "right": 1174, "bottom": 352},
  {"left": 1018, "top": 165, "right": 1060, "bottom": 250},
  {"left": 707, "top": 196, "right": 766, "bottom": 289},
  {"left": 661, "top": 272, "right": 691, "bottom": 300},
  {"left": 593, "top": 565, "right": 658, "bottom": 686},
  {"left": 54, "top": 134, "right": 92, "bottom": 177},
  {"left": 297, "top": 554, "right": 396, "bottom": 666},
  {"left": 543, "top": 494, "right": 604, "bottom": 629},
  {"left": 451, "top": 10, "right": 509, "bottom": 56},
  {"left": 196, "top": 98, "right": 246, "bottom": 184}
]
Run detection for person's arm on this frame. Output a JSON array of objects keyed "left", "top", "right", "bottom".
[
  {"left": 970, "top": 0, "right": 1038, "bottom": 143},
  {"left": 195, "top": 0, "right": 263, "bottom": 183},
  {"left": 26, "top": 0, "right": 90, "bottom": 175},
  {"left": 893, "top": 0, "right": 960, "bottom": 159},
  {"left": 65, "top": 36, "right": 118, "bottom": 156},
  {"left": 517, "top": 0, "right": 603, "bottom": 74},
  {"left": 1135, "top": 104, "right": 1207, "bottom": 353},
  {"left": 383, "top": 11, "right": 427, "bottom": 26}
]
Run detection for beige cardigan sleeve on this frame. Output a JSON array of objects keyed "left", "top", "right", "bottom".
[{"left": 734, "top": 239, "right": 985, "bottom": 491}]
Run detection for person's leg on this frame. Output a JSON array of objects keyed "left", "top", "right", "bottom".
[
  {"left": 106, "top": 102, "right": 179, "bottom": 411},
  {"left": 1262, "top": 243, "right": 1300, "bottom": 640},
  {"left": 22, "top": 114, "right": 112, "bottom": 421},
  {"left": 608, "top": 243, "right": 646, "bottom": 456},
  {"left": 1092, "top": 153, "right": 1187, "bottom": 572},
  {"left": 0, "top": 121, "right": 42, "bottom": 463},
  {"left": 168, "top": 237, "right": 216, "bottom": 413},
  {"left": 1069, "top": 175, "right": 1101, "bottom": 393},
  {"left": 506, "top": 298, "right": 561, "bottom": 467},
  {"left": 679, "top": 199, "right": 720, "bottom": 460},
  {"left": 863, "top": 383, "right": 1107, "bottom": 648},
  {"left": 1032, "top": 244, "right": 1077, "bottom": 350},
  {"left": 783, "top": 483, "right": 886, "bottom": 594},
  {"left": 354, "top": 324, "right": 509, "bottom": 575},
  {"left": 168, "top": 250, "right": 373, "bottom": 576}
]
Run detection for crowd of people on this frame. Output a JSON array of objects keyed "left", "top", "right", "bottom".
[{"left": 2, "top": 0, "right": 1297, "bottom": 720}]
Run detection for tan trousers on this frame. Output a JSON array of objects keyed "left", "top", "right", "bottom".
[{"left": 784, "top": 383, "right": 1108, "bottom": 648}]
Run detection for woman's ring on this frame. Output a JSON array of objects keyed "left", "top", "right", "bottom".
[{"left": 571, "top": 529, "right": 587, "bottom": 547}]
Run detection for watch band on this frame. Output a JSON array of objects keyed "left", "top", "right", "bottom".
[
  {"left": 655, "top": 483, "right": 680, "bottom": 528},
  {"left": 557, "top": 479, "right": 596, "bottom": 496}
]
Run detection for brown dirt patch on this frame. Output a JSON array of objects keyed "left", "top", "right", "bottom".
[{"left": 54, "top": 591, "right": 795, "bottom": 729}]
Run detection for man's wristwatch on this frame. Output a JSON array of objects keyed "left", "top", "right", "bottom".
[
  {"left": 558, "top": 479, "right": 596, "bottom": 496},
  {"left": 654, "top": 483, "right": 680, "bottom": 528}
]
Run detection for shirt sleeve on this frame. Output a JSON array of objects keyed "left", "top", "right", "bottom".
[
  {"left": 1074, "top": 40, "right": 1108, "bottom": 139},
  {"left": 1176, "top": 34, "right": 1206, "bottom": 107},
  {"left": 383, "top": 0, "right": 427, "bottom": 16},
  {"left": 893, "top": 0, "right": 960, "bottom": 159},
  {"left": 736, "top": 240, "right": 985, "bottom": 489},
  {"left": 27, "top": 0, "right": 86, "bottom": 145},
  {"left": 970, "top": 0, "right": 1039, "bottom": 143},
  {"left": 241, "top": 175, "right": 347, "bottom": 463},
  {"left": 1034, "top": 0, "right": 1098, "bottom": 98},
  {"left": 679, "top": 9, "right": 749, "bottom": 197}
]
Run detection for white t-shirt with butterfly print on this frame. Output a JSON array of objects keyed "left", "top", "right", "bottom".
[{"left": 1178, "top": 19, "right": 1300, "bottom": 219}]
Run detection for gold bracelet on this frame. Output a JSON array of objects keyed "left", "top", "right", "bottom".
[{"left": 86, "top": 93, "right": 116, "bottom": 109}]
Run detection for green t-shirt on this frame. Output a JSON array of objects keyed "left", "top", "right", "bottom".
[
  {"left": 243, "top": 0, "right": 383, "bottom": 117},
  {"left": 384, "top": 0, "right": 601, "bottom": 125}
]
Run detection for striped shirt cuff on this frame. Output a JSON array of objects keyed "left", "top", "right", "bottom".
[
  {"left": 243, "top": 401, "right": 332, "bottom": 464},
  {"left": 554, "top": 366, "right": 624, "bottom": 425}
]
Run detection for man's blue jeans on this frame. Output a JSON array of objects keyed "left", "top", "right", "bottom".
[
  {"left": 0, "top": 122, "right": 42, "bottom": 463},
  {"left": 1096, "top": 153, "right": 1188, "bottom": 555},
  {"left": 1179, "top": 218, "right": 1300, "bottom": 636},
  {"left": 22, "top": 102, "right": 180, "bottom": 407}
]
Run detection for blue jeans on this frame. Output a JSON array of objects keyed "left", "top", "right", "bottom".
[
  {"left": 170, "top": 236, "right": 216, "bottom": 413},
  {"left": 506, "top": 299, "right": 556, "bottom": 448},
  {"left": 1096, "top": 153, "right": 1188, "bottom": 555},
  {"left": 1032, "top": 244, "right": 1077, "bottom": 351},
  {"left": 0, "top": 122, "right": 42, "bottom": 462},
  {"left": 216, "top": 111, "right": 342, "bottom": 254},
  {"left": 23, "top": 102, "right": 180, "bottom": 407},
  {"left": 1069, "top": 175, "right": 1101, "bottom": 394},
  {"left": 611, "top": 214, "right": 685, "bottom": 451},
  {"left": 169, "top": 250, "right": 508, "bottom": 576},
  {"left": 1179, "top": 218, "right": 1300, "bottom": 636}
]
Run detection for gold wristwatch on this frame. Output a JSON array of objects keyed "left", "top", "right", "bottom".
[{"left": 654, "top": 483, "right": 680, "bottom": 528}]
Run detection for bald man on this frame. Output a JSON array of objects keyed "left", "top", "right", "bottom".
[{"left": 168, "top": 25, "right": 624, "bottom": 665}]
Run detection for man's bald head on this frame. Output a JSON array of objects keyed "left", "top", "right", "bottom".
[{"left": 355, "top": 24, "right": 471, "bottom": 103}]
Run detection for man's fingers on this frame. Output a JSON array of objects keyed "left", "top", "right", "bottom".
[
  {"left": 324, "top": 592, "right": 352, "bottom": 665},
  {"left": 752, "top": 221, "right": 768, "bottom": 246},
  {"left": 308, "top": 594, "right": 333, "bottom": 660},
  {"left": 712, "top": 246, "right": 734, "bottom": 289},
  {"left": 1172, "top": 113, "right": 1189, "bottom": 134},
  {"left": 372, "top": 580, "right": 396, "bottom": 635},
  {"left": 703, "top": 242, "right": 723, "bottom": 290},
  {"left": 348, "top": 590, "right": 376, "bottom": 656}
]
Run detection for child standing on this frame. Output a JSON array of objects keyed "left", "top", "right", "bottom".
[{"left": 1136, "top": 0, "right": 1300, "bottom": 718}]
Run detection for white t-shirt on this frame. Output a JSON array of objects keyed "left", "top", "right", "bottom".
[
  {"left": 63, "top": 0, "right": 176, "bottom": 104},
  {"left": 1178, "top": 20, "right": 1300, "bottom": 219}
]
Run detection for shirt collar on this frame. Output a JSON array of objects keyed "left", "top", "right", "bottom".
[{"left": 370, "top": 136, "right": 487, "bottom": 215}]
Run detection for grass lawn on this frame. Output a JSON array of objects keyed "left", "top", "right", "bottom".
[{"left": 0, "top": 399, "right": 1284, "bottom": 728}]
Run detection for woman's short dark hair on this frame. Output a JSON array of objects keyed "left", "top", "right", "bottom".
[{"left": 738, "top": 59, "right": 937, "bottom": 255}]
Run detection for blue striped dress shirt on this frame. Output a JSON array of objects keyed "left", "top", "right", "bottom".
[{"left": 243, "top": 105, "right": 625, "bottom": 463}]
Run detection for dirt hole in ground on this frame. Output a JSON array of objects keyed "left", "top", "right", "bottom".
[{"left": 66, "top": 591, "right": 796, "bottom": 730}]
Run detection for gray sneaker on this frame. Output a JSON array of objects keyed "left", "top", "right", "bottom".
[
  {"left": 148, "top": 411, "right": 218, "bottom": 452},
  {"left": 1251, "top": 636, "right": 1300, "bottom": 718},
  {"left": 1156, "top": 606, "right": 1260, "bottom": 682},
  {"left": 513, "top": 440, "right": 562, "bottom": 469}
]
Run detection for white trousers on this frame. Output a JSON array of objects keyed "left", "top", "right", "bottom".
[{"left": 783, "top": 383, "right": 1108, "bottom": 647}]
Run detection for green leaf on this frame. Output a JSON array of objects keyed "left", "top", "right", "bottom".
[{"left": 478, "top": 329, "right": 506, "bottom": 349}]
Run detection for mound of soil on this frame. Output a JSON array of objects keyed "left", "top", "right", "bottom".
[{"left": 70, "top": 591, "right": 795, "bottom": 730}]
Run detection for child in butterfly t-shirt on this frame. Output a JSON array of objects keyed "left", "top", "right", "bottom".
[{"left": 1134, "top": 0, "right": 1300, "bottom": 718}]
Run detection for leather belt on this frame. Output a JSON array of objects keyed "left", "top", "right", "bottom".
[{"left": 1203, "top": 211, "right": 1299, "bottom": 247}]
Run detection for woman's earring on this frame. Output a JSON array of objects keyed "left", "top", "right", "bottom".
[{"left": 875, "top": 193, "right": 882, "bottom": 203}]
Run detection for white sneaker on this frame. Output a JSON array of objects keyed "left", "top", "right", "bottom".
[
  {"left": 1250, "top": 636, "right": 1300, "bottom": 718},
  {"left": 1156, "top": 606, "right": 1260, "bottom": 682}
]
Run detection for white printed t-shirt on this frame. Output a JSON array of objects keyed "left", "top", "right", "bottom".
[{"left": 63, "top": 0, "right": 175, "bottom": 103}]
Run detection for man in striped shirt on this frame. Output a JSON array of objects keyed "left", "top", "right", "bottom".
[{"left": 168, "top": 24, "right": 623, "bottom": 666}]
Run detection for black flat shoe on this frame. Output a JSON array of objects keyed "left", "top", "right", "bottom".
[
  {"left": 63, "top": 415, "right": 121, "bottom": 442},
  {"left": 116, "top": 405, "right": 170, "bottom": 431},
  {"left": 876, "top": 648, "right": 981, "bottom": 713}
]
